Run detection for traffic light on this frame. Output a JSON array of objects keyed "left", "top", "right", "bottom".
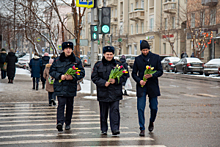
[
  {"left": 101, "top": 7, "right": 111, "bottom": 34},
  {"left": 90, "top": 25, "right": 99, "bottom": 41}
]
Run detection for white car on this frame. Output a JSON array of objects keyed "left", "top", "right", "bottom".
[{"left": 16, "top": 54, "right": 33, "bottom": 70}]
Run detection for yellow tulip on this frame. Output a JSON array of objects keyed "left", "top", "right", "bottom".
[
  {"left": 146, "top": 65, "right": 150, "bottom": 69},
  {"left": 77, "top": 73, "right": 80, "bottom": 75},
  {"left": 151, "top": 67, "right": 154, "bottom": 70},
  {"left": 77, "top": 70, "right": 81, "bottom": 72},
  {"left": 75, "top": 68, "right": 78, "bottom": 70}
]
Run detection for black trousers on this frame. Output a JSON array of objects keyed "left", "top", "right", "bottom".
[
  {"left": 57, "top": 96, "right": 74, "bottom": 126},
  {"left": 99, "top": 101, "right": 120, "bottom": 133}
]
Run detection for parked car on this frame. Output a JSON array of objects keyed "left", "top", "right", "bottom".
[
  {"left": 203, "top": 59, "right": 220, "bottom": 76},
  {"left": 127, "top": 56, "right": 136, "bottom": 68},
  {"left": 174, "top": 57, "right": 204, "bottom": 75},
  {"left": 159, "top": 55, "right": 171, "bottom": 61},
  {"left": 161, "top": 57, "right": 180, "bottom": 72},
  {"left": 80, "top": 55, "right": 90, "bottom": 66},
  {"left": 15, "top": 53, "right": 32, "bottom": 69}
]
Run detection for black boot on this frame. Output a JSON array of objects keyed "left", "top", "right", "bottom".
[
  {"left": 11, "top": 80, "right": 13, "bottom": 84},
  {"left": 42, "top": 82, "right": 45, "bottom": 89},
  {"left": 32, "top": 82, "right": 35, "bottom": 90},
  {"left": 124, "top": 90, "right": 129, "bottom": 96},
  {"left": 36, "top": 83, "right": 38, "bottom": 90}
]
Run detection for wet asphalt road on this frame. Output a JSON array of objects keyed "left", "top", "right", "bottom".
[{"left": 0, "top": 68, "right": 220, "bottom": 147}]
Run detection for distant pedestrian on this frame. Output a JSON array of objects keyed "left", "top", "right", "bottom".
[
  {"left": 41, "top": 52, "right": 50, "bottom": 89},
  {"left": 49, "top": 42, "right": 85, "bottom": 132},
  {"left": 5, "top": 50, "right": 18, "bottom": 84},
  {"left": 0, "top": 48, "right": 7, "bottom": 79},
  {"left": 181, "top": 51, "right": 188, "bottom": 58},
  {"left": 91, "top": 46, "right": 127, "bottom": 136},
  {"left": 132, "top": 40, "right": 163, "bottom": 136},
  {"left": 191, "top": 52, "right": 195, "bottom": 57},
  {"left": 120, "top": 55, "right": 130, "bottom": 96},
  {"left": 43, "top": 58, "right": 56, "bottom": 106},
  {"left": 29, "top": 53, "right": 42, "bottom": 90}
]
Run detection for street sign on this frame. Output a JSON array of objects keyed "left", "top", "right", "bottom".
[
  {"left": 76, "top": 0, "right": 94, "bottom": 8},
  {"left": 58, "top": 45, "right": 62, "bottom": 50},
  {"left": 37, "top": 37, "right": 41, "bottom": 42}
]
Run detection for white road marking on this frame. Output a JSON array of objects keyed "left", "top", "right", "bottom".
[
  {"left": 0, "top": 137, "right": 154, "bottom": 145},
  {"left": 0, "top": 122, "right": 101, "bottom": 127},
  {"left": 0, "top": 114, "right": 100, "bottom": 119},
  {"left": 0, "top": 132, "right": 139, "bottom": 139},
  {"left": 0, "top": 106, "right": 83, "bottom": 109},
  {"left": 0, "top": 111, "right": 96, "bottom": 115},
  {"left": 0, "top": 127, "right": 129, "bottom": 133},
  {"left": 0, "top": 118, "right": 100, "bottom": 124},
  {"left": 78, "top": 146, "right": 166, "bottom": 147},
  {"left": 0, "top": 108, "right": 90, "bottom": 111}
]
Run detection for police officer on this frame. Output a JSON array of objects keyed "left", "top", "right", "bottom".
[
  {"left": 132, "top": 40, "right": 163, "bottom": 136},
  {"left": 91, "top": 46, "right": 127, "bottom": 136},
  {"left": 49, "top": 42, "right": 85, "bottom": 132}
]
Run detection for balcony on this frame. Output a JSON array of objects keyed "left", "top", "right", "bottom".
[
  {"left": 163, "top": 2, "right": 177, "bottom": 14},
  {"left": 129, "top": 9, "right": 145, "bottom": 21},
  {"left": 202, "top": 0, "right": 218, "bottom": 6},
  {"left": 106, "top": 0, "right": 117, "bottom": 7},
  {"left": 111, "top": 17, "right": 118, "bottom": 25}
]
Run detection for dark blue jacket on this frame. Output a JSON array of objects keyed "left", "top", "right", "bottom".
[
  {"left": 29, "top": 57, "right": 42, "bottom": 78},
  {"left": 41, "top": 56, "right": 50, "bottom": 82},
  {"left": 132, "top": 51, "right": 163, "bottom": 98},
  {"left": 49, "top": 52, "right": 85, "bottom": 97},
  {"left": 91, "top": 57, "right": 127, "bottom": 102}
]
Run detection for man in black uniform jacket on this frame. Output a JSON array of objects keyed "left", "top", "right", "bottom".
[
  {"left": 91, "top": 46, "right": 127, "bottom": 136},
  {"left": 49, "top": 42, "right": 85, "bottom": 132}
]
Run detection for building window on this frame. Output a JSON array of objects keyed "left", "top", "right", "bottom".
[
  {"left": 150, "top": 17, "right": 154, "bottom": 31},
  {"left": 141, "top": 22, "right": 144, "bottom": 33},
  {"left": 136, "top": 1, "right": 138, "bottom": 8},
  {"left": 163, "top": 43, "right": 166, "bottom": 54},
  {"left": 88, "top": 12, "right": 91, "bottom": 24},
  {"left": 136, "top": 23, "right": 138, "bottom": 34},
  {"left": 165, "top": 18, "right": 168, "bottom": 30},
  {"left": 141, "top": 0, "right": 144, "bottom": 8},
  {"left": 131, "top": 3, "right": 133, "bottom": 12},
  {"left": 129, "top": 45, "right": 132, "bottom": 54},
  {"left": 210, "top": 9, "right": 216, "bottom": 25},
  {"left": 172, "top": 17, "right": 175, "bottom": 29},
  {"left": 200, "top": 11, "right": 205, "bottom": 26},
  {"left": 191, "top": 13, "right": 195, "bottom": 28},
  {"left": 134, "top": 45, "right": 137, "bottom": 55},
  {"left": 131, "top": 24, "right": 133, "bottom": 35},
  {"left": 115, "top": 8, "right": 117, "bottom": 17},
  {"left": 112, "top": 9, "right": 114, "bottom": 17}
]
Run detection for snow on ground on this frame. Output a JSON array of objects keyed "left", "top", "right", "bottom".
[{"left": 16, "top": 68, "right": 31, "bottom": 75}]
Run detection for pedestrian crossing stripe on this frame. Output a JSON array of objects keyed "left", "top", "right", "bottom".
[
  {"left": 0, "top": 108, "right": 90, "bottom": 111},
  {"left": 0, "top": 127, "right": 129, "bottom": 133},
  {"left": 0, "top": 122, "right": 101, "bottom": 127},
  {"left": 0, "top": 111, "right": 96, "bottom": 115},
  {"left": 0, "top": 118, "right": 100, "bottom": 123},
  {"left": 0, "top": 137, "right": 154, "bottom": 145},
  {"left": 0, "top": 105, "right": 83, "bottom": 109},
  {"left": 0, "top": 114, "right": 100, "bottom": 119}
]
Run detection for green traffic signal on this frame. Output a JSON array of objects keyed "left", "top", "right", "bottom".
[
  {"left": 94, "top": 26, "right": 98, "bottom": 31},
  {"left": 102, "top": 25, "right": 110, "bottom": 33},
  {"left": 92, "top": 33, "right": 97, "bottom": 39}
]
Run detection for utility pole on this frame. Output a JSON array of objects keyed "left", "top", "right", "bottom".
[
  {"left": 14, "top": 0, "right": 16, "bottom": 51},
  {"left": 102, "top": 0, "right": 106, "bottom": 48},
  {"left": 90, "top": 1, "right": 99, "bottom": 95}
]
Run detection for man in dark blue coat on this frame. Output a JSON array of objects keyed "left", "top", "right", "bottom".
[
  {"left": 91, "top": 46, "right": 127, "bottom": 136},
  {"left": 49, "top": 42, "right": 85, "bottom": 132},
  {"left": 132, "top": 40, "right": 163, "bottom": 136},
  {"left": 29, "top": 53, "right": 42, "bottom": 90},
  {"left": 41, "top": 52, "right": 50, "bottom": 89}
]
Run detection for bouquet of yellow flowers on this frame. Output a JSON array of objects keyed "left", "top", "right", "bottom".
[
  {"left": 59, "top": 66, "right": 80, "bottom": 83},
  {"left": 141, "top": 65, "right": 157, "bottom": 87},
  {"left": 108, "top": 64, "right": 128, "bottom": 84}
]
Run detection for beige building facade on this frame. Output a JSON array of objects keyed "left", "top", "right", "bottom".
[{"left": 82, "top": 0, "right": 188, "bottom": 58}]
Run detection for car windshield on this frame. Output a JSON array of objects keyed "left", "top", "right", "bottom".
[
  {"left": 186, "top": 58, "right": 202, "bottom": 63},
  {"left": 206, "top": 59, "right": 220, "bottom": 64},
  {"left": 169, "top": 57, "right": 180, "bottom": 62}
]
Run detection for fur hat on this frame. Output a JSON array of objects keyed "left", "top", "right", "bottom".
[
  {"left": 62, "top": 42, "right": 74, "bottom": 50},
  {"left": 140, "top": 40, "right": 150, "bottom": 50},
  {"left": 103, "top": 46, "right": 115, "bottom": 54}
]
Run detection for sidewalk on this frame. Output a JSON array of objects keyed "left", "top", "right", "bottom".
[{"left": 0, "top": 68, "right": 135, "bottom": 103}]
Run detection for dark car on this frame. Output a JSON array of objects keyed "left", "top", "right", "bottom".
[
  {"left": 161, "top": 57, "right": 180, "bottom": 72},
  {"left": 203, "top": 59, "right": 220, "bottom": 76},
  {"left": 174, "top": 57, "right": 204, "bottom": 75}
]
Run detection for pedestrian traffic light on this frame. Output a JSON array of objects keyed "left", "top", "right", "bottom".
[
  {"left": 101, "top": 7, "right": 111, "bottom": 34},
  {"left": 90, "top": 25, "right": 99, "bottom": 41}
]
